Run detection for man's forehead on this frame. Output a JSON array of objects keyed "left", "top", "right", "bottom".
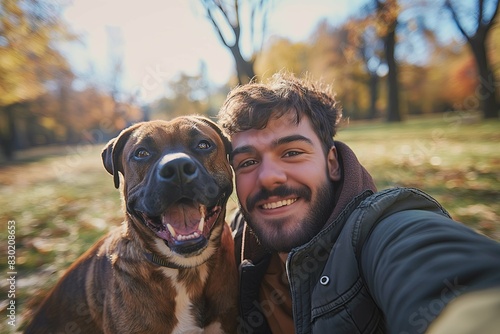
[
  {"left": 233, "top": 117, "right": 294, "bottom": 144},
  {"left": 230, "top": 115, "right": 318, "bottom": 158}
]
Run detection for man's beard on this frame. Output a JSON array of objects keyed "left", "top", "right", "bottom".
[{"left": 240, "top": 181, "right": 336, "bottom": 253}]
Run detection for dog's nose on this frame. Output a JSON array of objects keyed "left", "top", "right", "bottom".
[{"left": 158, "top": 153, "right": 198, "bottom": 184}]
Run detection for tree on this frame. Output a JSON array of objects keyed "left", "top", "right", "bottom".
[
  {"left": 302, "top": 21, "right": 370, "bottom": 119},
  {"left": 255, "top": 37, "right": 312, "bottom": 81},
  {"left": 199, "top": 0, "right": 272, "bottom": 85},
  {"left": 359, "top": 25, "right": 384, "bottom": 119},
  {"left": 152, "top": 72, "right": 211, "bottom": 120},
  {"left": 0, "top": 0, "right": 73, "bottom": 158},
  {"left": 346, "top": 0, "right": 402, "bottom": 121},
  {"left": 342, "top": 14, "right": 385, "bottom": 119},
  {"left": 106, "top": 26, "right": 124, "bottom": 113},
  {"left": 445, "top": 0, "right": 499, "bottom": 119},
  {"left": 376, "top": 0, "right": 402, "bottom": 122}
]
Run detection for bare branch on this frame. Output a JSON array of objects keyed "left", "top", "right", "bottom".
[
  {"left": 199, "top": 0, "right": 268, "bottom": 84},
  {"left": 260, "top": 4, "right": 269, "bottom": 53},
  {"left": 203, "top": 1, "right": 231, "bottom": 48},
  {"left": 233, "top": 0, "right": 241, "bottom": 42},
  {"left": 485, "top": 0, "right": 500, "bottom": 33},
  {"left": 478, "top": 0, "right": 484, "bottom": 26},
  {"left": 445, "top": 0, "right": 471, "bottom": 41},
  {"left": 201, "top": 0, "right": 238, "bottom": 48},
  {"left": 250, "top": 2, "right": 256, "bottom": 50}
]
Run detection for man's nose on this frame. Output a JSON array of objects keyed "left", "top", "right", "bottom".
[{"left": 257, "top": 157, "right": 287, "bottom": 190}]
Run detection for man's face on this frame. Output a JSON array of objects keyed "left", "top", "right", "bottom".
[{"left": 230, "top": 114, "right": 341, "bottom": 252}]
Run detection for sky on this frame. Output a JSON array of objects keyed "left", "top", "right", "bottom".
[{"left": 62, "top": 0, "right": 368, "bottom": 102}]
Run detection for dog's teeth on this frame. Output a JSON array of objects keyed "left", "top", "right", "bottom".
[
  {"left": 198, "top": 217, "right": 205, "bottom": 232},
  {"left": 176, "top": 233, "right": 199, "bottom": 241},
  {"left": 166, "top": 224, "right": 177, "bottom": 238},
  {"left": 200, "top": 205, "right": 207, "bottom": 217}
]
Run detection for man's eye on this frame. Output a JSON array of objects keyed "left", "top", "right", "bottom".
[
  {"left": 134, "top": 148, "right": 150, "bottom": 159},
  {"left": 197, "top": 140, "right": 212, "bottom": 150},
  {"left": 283, "top": 150, "right": 301, "bottom": 158},
  {"left": 239, "top": 160, "right": 257, "bottom": 168}
]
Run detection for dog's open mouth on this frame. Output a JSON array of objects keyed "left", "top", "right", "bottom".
[{"left": 138, "top": 199, "right": 222, "bottom": 255}]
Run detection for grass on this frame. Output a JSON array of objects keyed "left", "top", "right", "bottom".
[
  {"left": 0, "top": 114, "right": 499, "bottom": 333},
  {"left": 0, "top": 145, "right": 123, "bottom": 333},
  {"left": 336, "top": 115, "right": 500, "bottom": 237}
]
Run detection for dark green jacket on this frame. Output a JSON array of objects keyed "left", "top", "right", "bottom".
[{"left": 234, "top": 187, "right": 500, "bottom": 334}]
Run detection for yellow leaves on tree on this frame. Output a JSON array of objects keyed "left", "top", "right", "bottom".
[
  {"left": 0, "top": 0, "right": 72, "bottom": 106},
  {"left": 442, "top": 55, "right": 478, "bottom": 109}
]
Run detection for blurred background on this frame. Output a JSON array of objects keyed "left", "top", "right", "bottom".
[
  {"left": 0, "top": 0, "right": 499, "bottom": 331},
  {"left": 1, "top": 0, "right": 499, "bottom": 155}
]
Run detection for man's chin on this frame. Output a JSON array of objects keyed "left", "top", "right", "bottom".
[
  {"left": 246, "top": 218, "right": 317, "bottom": 253},
  {"left": 240, "top": 181, "right": 335, "bottom": 252},
  {"left": 260, "top": 233, "right": 312, "bottom": 253}
]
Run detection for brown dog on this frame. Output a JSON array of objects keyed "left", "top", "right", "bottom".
[{"left": 25, "top": 116, "right": 238, "bottom": 333}]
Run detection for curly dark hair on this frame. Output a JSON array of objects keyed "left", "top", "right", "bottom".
[{"left": 217, "top": 71, "right": 342, "bottom": 153}]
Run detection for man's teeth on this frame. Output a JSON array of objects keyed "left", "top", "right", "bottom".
[
  {"left": 262, "top": 198, "right": 297, "bottom": 209},
  {"left": 166, "top": 216, "right": 205, "bottom": 241}
]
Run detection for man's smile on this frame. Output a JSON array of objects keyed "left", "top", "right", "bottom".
[
  {"left": 261, "top": 198, "right": 298, "bottom": 210},
  {"left": 246, "top": 184, "right": 312, "bottom": 212}
]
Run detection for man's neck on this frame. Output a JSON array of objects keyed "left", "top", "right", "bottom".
[{"left": 278, "top": 252, "right": 289, "bottom": 264}]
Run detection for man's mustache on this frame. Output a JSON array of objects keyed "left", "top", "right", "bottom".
[{"left": 246, "top": 185, "right": 312, "bottom": 211}]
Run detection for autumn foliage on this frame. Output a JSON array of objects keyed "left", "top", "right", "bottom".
[{"left": 1, "top": 0, "right": 499, "bottom": 160}]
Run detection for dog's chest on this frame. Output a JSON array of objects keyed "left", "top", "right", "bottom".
[{"left": 161, "top": 266, "right": 213, "bottom": 333}]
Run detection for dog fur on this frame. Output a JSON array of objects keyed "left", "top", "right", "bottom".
[{"left": 25, "top": 116, "right": 238, "bottom": 333}]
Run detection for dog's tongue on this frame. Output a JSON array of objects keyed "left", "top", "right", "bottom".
[{"left": 162, "top": 203, "right": 204, "bottom": 237}]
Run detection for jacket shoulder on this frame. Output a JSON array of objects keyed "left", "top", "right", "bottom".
[{"left": 350, "top": 187, "right": 451, "bottom": 257}]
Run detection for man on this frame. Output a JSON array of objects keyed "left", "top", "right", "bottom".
[{"left": 217, "top": 72, "right": 500, "bottom": 334}]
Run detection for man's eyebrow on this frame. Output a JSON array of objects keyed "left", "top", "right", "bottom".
[
  {"left": 230, "top": 145, "right": 254, "bottom": 162},
  {"left": 275, "top": 134, "right": 313, "bottom": 147},
  {"left": 230, "top": 135, "right": 313, "bottom": 162}
]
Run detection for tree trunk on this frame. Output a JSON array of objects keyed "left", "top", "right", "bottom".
[
  {"left": 445, "top": 0, "right": 499, "bottom": 119},
  {"left": 0, "top": 105, "right": 17, "bottom": 160},
  {"left": 229, "top": 46, "right": 255, "bottom": 85},
  {"left": 385, "top": 24, "right": 401, "bottom": 122},
  {"left": 368, "top": 72, "right": 379, "bottom": 119},
  {"left": 469, "top": 39, "right": 499, "bottom": 119}
]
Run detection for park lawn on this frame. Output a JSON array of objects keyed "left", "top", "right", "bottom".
[
  {"left": 336, "top": 115, "right": 500, "bottom": 238},
  {"left": 0, "top": 115, "right": 499, "bottom": 332},
  {"left": 0, "top": 145, "right": 124, "bottom": 332}
]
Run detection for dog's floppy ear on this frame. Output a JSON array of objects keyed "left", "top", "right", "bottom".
[
  {"left": 102, "top": 123, "right": 143, "bottom": 189},
  {"left": 193, "top": 116, "right": 232, "bottom": 155}
]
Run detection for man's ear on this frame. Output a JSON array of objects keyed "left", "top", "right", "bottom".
[
  {"left": 327, "top": 145, "right": 342, "bottom": 181},
  {"left": 101, "top": 123, "right": 142, "bottom": 189}
]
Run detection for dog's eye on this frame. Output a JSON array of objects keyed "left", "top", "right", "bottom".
[
  {"left": 197, "top": 140, "right": 212, "bottom": 150},
  {"left": 134, "top": 148, "right": 150, "bottom": 159}
]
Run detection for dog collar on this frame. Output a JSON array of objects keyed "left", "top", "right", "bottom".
[{"left": 144, "top": 253, "right": 185, "bottom": 269}]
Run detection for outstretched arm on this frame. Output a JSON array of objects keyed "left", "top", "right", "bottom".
[{"left": 361, "top": 210, "right": 500, "bottom": 333}]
